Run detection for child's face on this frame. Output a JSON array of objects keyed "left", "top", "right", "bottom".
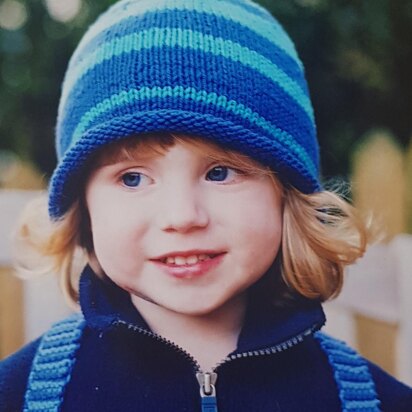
[{"left": 85, "top": 138, "right": 283, "bottom": 316}]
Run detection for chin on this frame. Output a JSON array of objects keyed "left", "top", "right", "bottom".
[
  {"left": 127, "top": 285, "right": 222, "bottom": 316},
  {"left": 166, "top": 299, "right": 224, "bottom": 317}
]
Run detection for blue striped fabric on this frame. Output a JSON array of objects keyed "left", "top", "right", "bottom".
[
  {"left": 59, "top": 47, "right": 315, "bottom": 152},
  {"left": 61, "top": 9, "right": 307, "bottom": 107},
  {"left": 70, "top": 87, "right": 317, "bottom": 176},
  {"left": 315, "top": 332, "right": 381, "bottom": 412},
  {"left": 49, "top": 0, "right": 321, "bottom": 218},
  {"left": 68, "top": 0, "right": 299, "bottom": 70},
  {"left": 61, "top": 52, "right": 316, "bottom": 155},
  {"left": 61, "top": 28, "right": 313, "bottom": 120},
  {"left": 23, "top": 314, "right": 86, "bottom": 412}
]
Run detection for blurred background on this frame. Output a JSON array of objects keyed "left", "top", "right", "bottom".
[{"left": 1, "top": 0, "right": 412, "bottom": 383}]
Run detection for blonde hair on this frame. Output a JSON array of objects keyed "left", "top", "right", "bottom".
[{"left": 13, "top": 134, "right": 370, "bottom": 307}]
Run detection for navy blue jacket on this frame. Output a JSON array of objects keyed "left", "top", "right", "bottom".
[{"left": 1, "top": 266, "right": 412, "bottom": 411}]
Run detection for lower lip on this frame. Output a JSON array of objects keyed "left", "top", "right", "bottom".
[{"left": 152, "top": 254, "right": 226, "bottom": 279}]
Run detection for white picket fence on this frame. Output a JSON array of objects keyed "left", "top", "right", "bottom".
[
  {"left": 1, "top": 189, "right": 412, "bottom": 385},
  {"left": 323, "top": 234, "right": 412, "bottom": 385}
]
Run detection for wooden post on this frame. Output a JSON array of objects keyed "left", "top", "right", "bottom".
[
  {"left": 0, "top": 267, "right": 24, "bottom": 359},
  {"left": 405, "top": 139, "right": 412, "bottom": 234},
  {"left": 350, "top": 130, "right": 407, "bottom": 377},
  {"left": 352, "top": 129, "right": 407, "bottom": 239}
]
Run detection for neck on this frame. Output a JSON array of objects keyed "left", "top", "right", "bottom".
[{"left": 131, "top": 293, "right": 248, "bottom": 371}]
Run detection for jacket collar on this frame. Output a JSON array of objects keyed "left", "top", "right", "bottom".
[{"left": 79, "top": 265, "right": 325, "bottom": 353}]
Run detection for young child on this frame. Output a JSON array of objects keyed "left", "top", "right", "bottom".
[{"left": 1, "top": 0, "right": 411, "bottom": 410}]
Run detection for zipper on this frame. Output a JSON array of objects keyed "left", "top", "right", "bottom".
[
  {"left": 211, "top": 325, "right": 316, "bottom": 371},
  {"left": 114, "top": 320, "right": 319, "bottom": 412},
  {"left": 196, "top": 371, "right": 218, "bottom": 412},
  {"left": 114, "top": 320, "right": 201, "bottom": 369}
]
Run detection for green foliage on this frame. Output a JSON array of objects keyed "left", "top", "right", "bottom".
[
  {"left": 262, "top": 0, "right": 412, "bottom": 179},
  {"left": 0, "top": 0, "right": 115, "bottom": 173},
  {"left": 1, "top": 0, "right": 412, "bottom": 180}
]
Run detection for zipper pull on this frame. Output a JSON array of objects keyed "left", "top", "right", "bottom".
[{"left": 196, "top": 371, "right": 218, "bottom": 412}]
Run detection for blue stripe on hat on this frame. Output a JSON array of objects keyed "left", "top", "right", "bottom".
[
  {"left": 72, "top": 10, "right": 306, "bottom": 93},
  {"left": 60, "top": 28, "right": 313, "bottom": 123},
  {"left": 68, "top": 0, "right": 300, "bottom": 77},
  {"left": 58, "top": 49, "right": 316, "bottom": 160}
]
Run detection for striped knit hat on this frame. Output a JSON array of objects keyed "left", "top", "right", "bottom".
[{"left": 48, "top": 0, "right": 320, "bottom": 219}]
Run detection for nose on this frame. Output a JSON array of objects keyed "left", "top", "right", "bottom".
[{"left": 158, "top": 184, "right": 210, "bottom": 233}]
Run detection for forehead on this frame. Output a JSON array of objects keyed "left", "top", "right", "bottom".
[
  {"left": 88, "top": 134, "right": 267, "bottom": 172},
  {"left": 91, "top": 133, "right": 174, "bottom": 166}
]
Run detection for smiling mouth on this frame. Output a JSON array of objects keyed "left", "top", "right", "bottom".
[
  {"left": 151, "top": 252, "right": 226, "bottom": 279},
  {"left": 151, "top": 251, "right": 225, "bottom": 267},
  {"left": 160, "top": 254, "right": 221, "bottom": 266}
]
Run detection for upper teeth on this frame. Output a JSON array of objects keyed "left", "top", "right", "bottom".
[{"left": 165, "top": 254, "right": 212, "bottom": 265}]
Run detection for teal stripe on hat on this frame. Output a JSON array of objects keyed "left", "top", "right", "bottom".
[
  {"left": 61, "top": 28, "right": 314, "bottom": 123},
  {"left": 68, "top": 0, "right": 300, "bottom": 75},
  {"left": 70, "top": 86, "right": 317, "bottom": 177}
]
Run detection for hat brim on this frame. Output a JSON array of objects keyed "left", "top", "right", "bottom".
[{"left": 48, "top": 110, "right": 320, "bottom": 219}]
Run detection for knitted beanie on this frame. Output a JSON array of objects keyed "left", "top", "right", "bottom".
[{"left": 48, "top": 0, "right": 320, "bottom": 219}]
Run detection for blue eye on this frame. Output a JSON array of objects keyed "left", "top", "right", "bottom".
[
  {"left": 206, "top": 166, "right": 231, "bottom": 182},
  {"left": 121, "top": 172, "right": 142, "bottom": 187}
]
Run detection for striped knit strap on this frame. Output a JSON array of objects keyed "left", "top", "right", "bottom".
[
  {"left": 23, "top": 313, "right": 86, "bottom": 412},
  {"left": 315, "top": 332, "right": 381, "bottom": 412}
]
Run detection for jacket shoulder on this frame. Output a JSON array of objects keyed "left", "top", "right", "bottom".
[
  {"left": 367, "top": 361, "right": 412, "bottom": 412},
  {"left": 0, "top": 338, "right": 41, "bottom": 412}
]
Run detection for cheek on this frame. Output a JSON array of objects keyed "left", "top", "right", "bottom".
[
  {"left": 86, "top": 194, "right": 142, "bottom": 269},
  {"left": 90, "top": 216, "right": 146, "bottom": 283},
  {"left": 90, "top": 218, "right": 123, "bottom": 272},
  {"left": 226, "top": 187, "right": 283, "bottom": 265},
  {"left": 228, "top": 188, "right": 282, "bottom": 239},
  {"left": 87, "top": 186, "right": 144, "bottom": 238}
]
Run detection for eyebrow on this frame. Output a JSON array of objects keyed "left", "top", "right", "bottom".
[{"left": 97, "top": 149, "right": 165, "bottom": 167}]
